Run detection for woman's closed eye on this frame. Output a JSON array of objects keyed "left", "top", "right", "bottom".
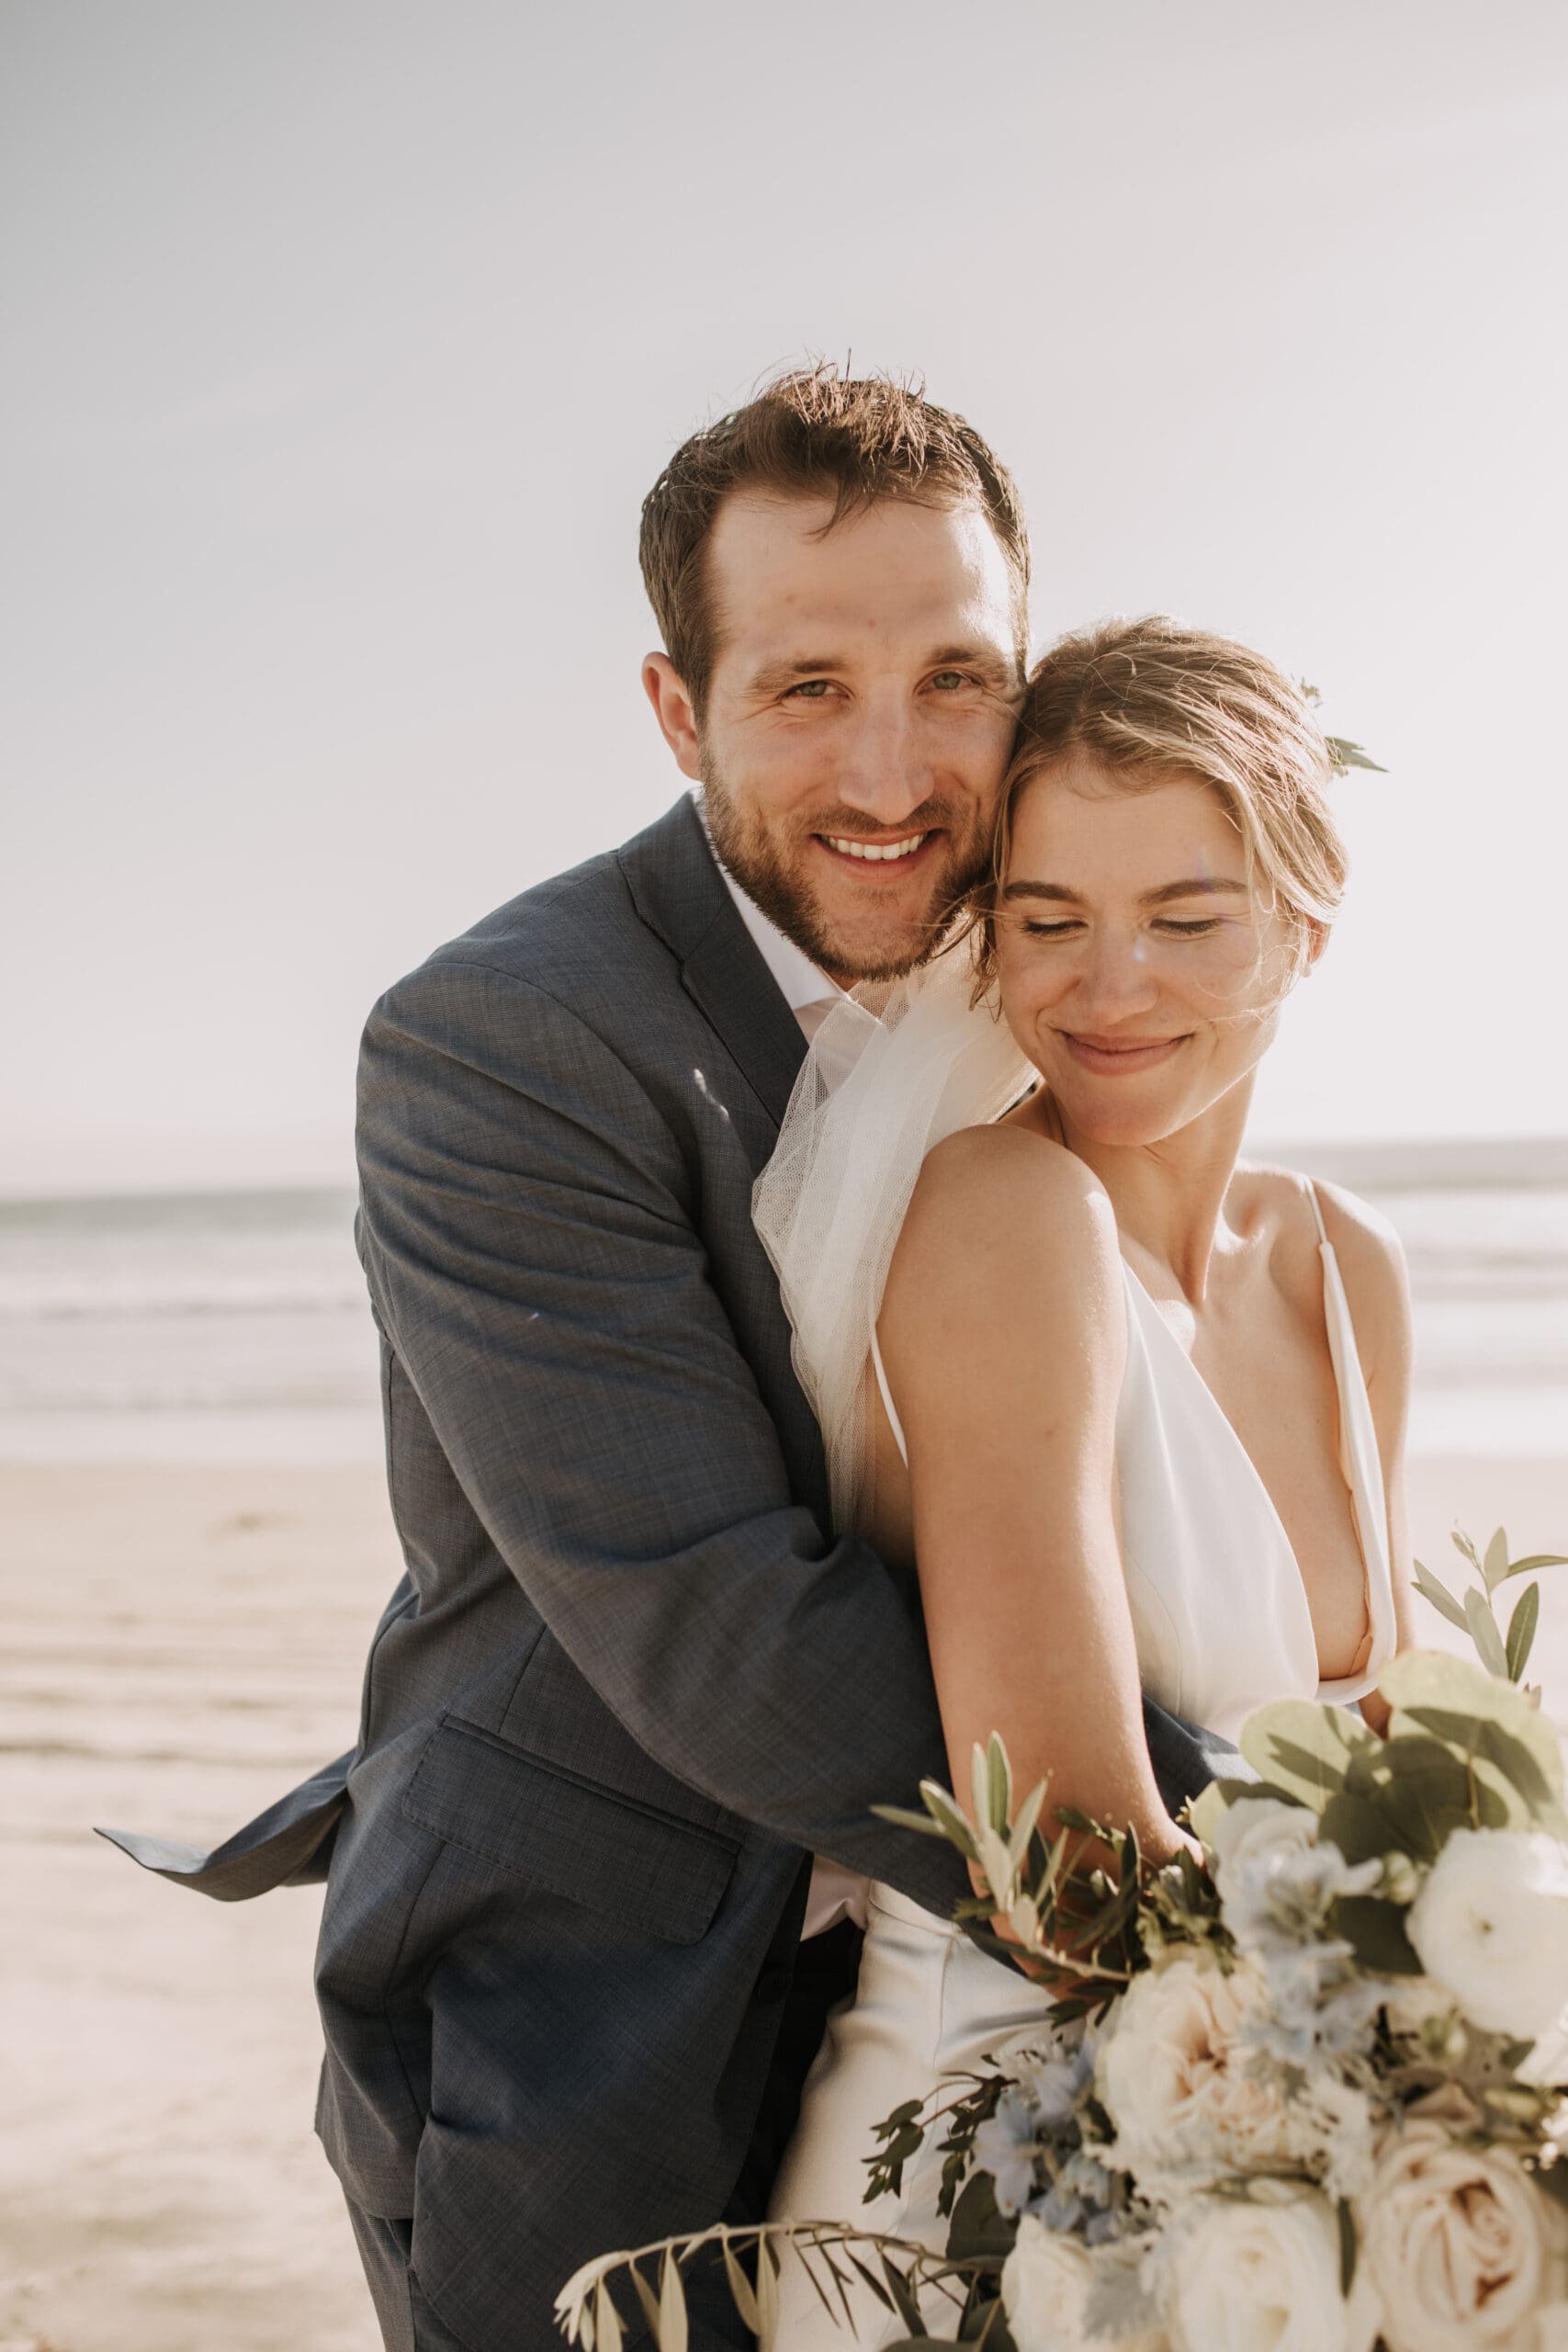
[{"left": 1021, "top": 916, "right": 1226, "bottom": 941}]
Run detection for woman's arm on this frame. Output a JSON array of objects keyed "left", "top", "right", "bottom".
[
  {"left": 1316, "top": 1182, "right": 1418, "bottom": 1736},
  {"left": 876, "top": 1125, "right": 1190, "bottom": 1865}
]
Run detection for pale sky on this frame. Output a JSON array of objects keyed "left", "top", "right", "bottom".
[{"left": 4, "top": 1, "right": 1565, "bottom": 1194}]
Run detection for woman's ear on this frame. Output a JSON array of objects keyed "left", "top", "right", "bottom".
[{"left": 1301, "top": 916, "right": 1329, "bottom": 974}]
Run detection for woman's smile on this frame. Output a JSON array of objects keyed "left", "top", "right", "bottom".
[{"left": 1056, "top": 1029, "right": 1190, "bottom": 1075}]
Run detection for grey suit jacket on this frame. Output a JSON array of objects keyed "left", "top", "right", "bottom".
[{"left": 102, "top": 797, "right": 1234, "bottom": 2350}]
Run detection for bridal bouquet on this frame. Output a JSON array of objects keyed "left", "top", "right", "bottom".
[{"left": 558, "top": 1531, "right": 1568, "bottom": 2352}]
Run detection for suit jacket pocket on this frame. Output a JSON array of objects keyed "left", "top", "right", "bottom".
[{"left": 401, "top": 1715, "right": 739, "bottom": 1946}]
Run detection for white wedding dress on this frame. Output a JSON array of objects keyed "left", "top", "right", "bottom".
[{"left": 751, "top": 948, "right": 1400, "bottom": 2350}]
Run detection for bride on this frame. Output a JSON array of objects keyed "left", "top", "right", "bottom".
[{"left": 754, "top": 615, "right": 1416, "bottom": 2345}]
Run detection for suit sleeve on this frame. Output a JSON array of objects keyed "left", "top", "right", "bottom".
[{"left": 355, "top": 955, "right": 967, "bottom": 1908}]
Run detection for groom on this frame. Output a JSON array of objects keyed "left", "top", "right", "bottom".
[{"left": 104, "top": 367, "right": 1229, "bottom": 2351}]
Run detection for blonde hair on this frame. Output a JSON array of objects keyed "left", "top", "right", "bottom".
[{"left": 976, "top": 616, "right": 1348, "bottom": 982}]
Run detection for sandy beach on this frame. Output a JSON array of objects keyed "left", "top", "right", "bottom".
[{"left": 4, "top": 1453, "right": 1567, "bottom": 2352}]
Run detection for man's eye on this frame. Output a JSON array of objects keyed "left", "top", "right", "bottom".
[
  {"left": 930, "top": 670, "right": 972, "bottom": 691},
  {"left": 784, "top": 679, "right": 833, "bottom": 700}
]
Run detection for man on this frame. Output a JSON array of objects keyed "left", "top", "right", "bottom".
[{"left": 103, "top": 367, "right": 1227, "bottom": 2350}]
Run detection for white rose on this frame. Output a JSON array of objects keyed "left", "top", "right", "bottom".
[
  {"left": 1163, "top": 2190, "right": 1368, "bottom": 2352},
  {"left": 1001, "top": 2217, "right": 1096, "bottom": 2352},
  {"left": 1002, "top": 2218, "right": 1168, "bottom": 2352},
  {"left": 1211, "top": 1795, "right": 1320, "bottom": 1881},
  {"left": 1406, "top": 1830, "right": 1568, "bottom": 2040},
  {"left": 1097, "top": 1953, "right": 1297, "bottom": 2187},
  {"left": 1356, "top": 2115, "right": 1568, "bottom": 2352}
]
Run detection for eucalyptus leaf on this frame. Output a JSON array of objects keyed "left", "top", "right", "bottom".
[
  {"left": 1320, "top": 1788, "right": 1407, "bottom": 1865},
  {"left": 721, "top": 2244, "right": 761, "bottom": 2335},
  {"left": 1413, "top": 1558, "right": 1470, "bottom": 1632},
  {"left": 1379, "top": 1649, "right": 1506, "bottom": 1718},
  {"left": 1506, "top": 1580, "right": 1541, "bottom": 1683},
  {"left": 1463, "top": 1587, "right": 1509, "bottom": 1678},
  {"left": 1186, "top": 1780, "right": 1234, "bottom": 1849},
  {"left": 960, "top": 2289, "right": 1019, "bottom": 2348},
  {"left": 756, "top": 2238, "right": 779, "bottom": 2352},
  {"left": 1497, "top": 1553, "right": 1568, "bottom": 1582},
  {"left": 629, "top": 2262, "right": 663, "bottom": 2340},
  {"left": 1483, "top": 1528, "right": 1512, "bottom": 1592},
  {"left": 659, "top": 2251, "right": 689, "bottom": 2352},
  {"left": 1332, "top": 1894, "right": 1421, "bottom": 1974},
  {"left": 1337, "top": 2199, "right": 1358, "bottom": 2295},
  {"left": 1006, "top": 1778, "right": 1048, "bottom": 1877},
  {"left": 873, "top": 1804, "right": 953, "bottom": 1842},
  {"left": 1371, "top": 1737, "right": 1476, "bottom": 1858},
  {"left": 986, "top": 1735, "right": 1013, "bottom": 1838},
  {"left": 845, "top": 2253, "right": 896, "bottom": 2314},
  {"left": 595, "top": 2280, "right": 624, "bottom": 2352},
  {"left": 1324, "top": 735, "right": 1387, "bottom": 775},
  {"left": 1395, "top": 1668, "right": 1566, "bottom": 1811},
  {"left": 1451, "top": 1528, "right": 1483, "bottom": 1572},
  {"left": 945, "top": 2171, "right": 1012, "bottom": 2262},
  {"left": 913, "top": 1782, "right": 980, "bottom": 1862},
  {"left": 879, "top": 2255, "right": 929, "bottom": 2336},
  {"left": 1240, "top": 1701, "right": 1377, "bottom": 1810}
]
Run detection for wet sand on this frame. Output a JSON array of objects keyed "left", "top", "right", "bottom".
[{"left": 3, "top": 1454, "right": 1566, "bottom": 2351}]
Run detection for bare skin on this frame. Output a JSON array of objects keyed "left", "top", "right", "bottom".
[
  {"left": 873, "top": 759, "right": 1417, "bottom": 1869},
  {"left": 642, "top": 491, "right": 1022, "bottom": 985}
]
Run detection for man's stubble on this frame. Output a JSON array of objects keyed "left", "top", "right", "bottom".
[{"left": 699, "top": 763, "right": 995, "bottom": 985}]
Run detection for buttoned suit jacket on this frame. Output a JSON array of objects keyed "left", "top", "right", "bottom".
[{"left": 102, "top": 795, "right": 1235, "bottom": 2349}]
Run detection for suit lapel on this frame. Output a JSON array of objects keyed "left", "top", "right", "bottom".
[{"left": 619, "top": 796, "right": 808, "bottom": 1132}]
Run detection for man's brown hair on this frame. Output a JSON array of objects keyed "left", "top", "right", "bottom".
[{"left": 639, "top": 363, "right": 1030, "bottom": 717}]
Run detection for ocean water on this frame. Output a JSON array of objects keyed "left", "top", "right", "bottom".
[{"left": 0, "top": 1140, "right": 1564, "bottom": 1463}]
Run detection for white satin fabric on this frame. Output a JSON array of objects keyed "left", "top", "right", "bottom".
[{"left": 768, "top": 1189, "right": 1399, "bottom": 2348}]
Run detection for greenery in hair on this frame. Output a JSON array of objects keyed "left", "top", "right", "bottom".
[{"left": 1300, "top": 680, "right": 1386, "bottom": 777}]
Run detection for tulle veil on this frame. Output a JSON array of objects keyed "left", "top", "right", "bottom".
[{"left": 751, "top": 933, "right": 1032, "bottom": 1531}]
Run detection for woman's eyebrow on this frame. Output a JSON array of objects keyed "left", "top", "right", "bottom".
[
  {"left": 1000, "top": 876, "right": 1249, "bottom": 905},
  {"left": 1141, "top": 877, "right": 1249, "bottom": 905}
]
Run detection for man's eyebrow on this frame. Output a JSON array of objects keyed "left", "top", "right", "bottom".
[
  {"left": 746, "top": 643, "right": 1020, "bottom": 695},
  {"left": 745, "top": 654, "right": 847, "bottom": 694},
  {"left": 929, "top": 643, "right": 1020, "bottom": 682},
  {"left": 1000, "top": 876, "right": 1250, "bottom": 905}
]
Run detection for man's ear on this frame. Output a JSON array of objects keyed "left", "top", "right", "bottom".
[{"left": 642, "top": 654, "right": 703, "bottom": 783}]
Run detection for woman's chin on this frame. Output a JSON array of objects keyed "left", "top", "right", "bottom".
[{"left": 1050, "top": 1087, "right": 1196, "bottom": 1152}]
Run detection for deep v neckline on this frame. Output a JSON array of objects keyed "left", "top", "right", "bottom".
[{"left": 1116, "top": 1245, "right": 1382, "bottom": 1692}]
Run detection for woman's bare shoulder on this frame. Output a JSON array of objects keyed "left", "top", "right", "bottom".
[
  {"left": 905, "top": 1122, "right": 1111, "bottom": 1239},
  {"left": 889, "top": 1124, "right": 1121, "bottom": 1311},
  {"left": 1247, "top": 1162, "right": 1413, "bottom": 1370}
]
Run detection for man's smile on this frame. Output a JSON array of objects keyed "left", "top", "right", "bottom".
[{"left": 814, "top": 829, "right": 936, "bottom": 872}]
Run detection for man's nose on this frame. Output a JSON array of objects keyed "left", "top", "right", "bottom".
[{"left": 831, "top": 699, "right": 931, "bottom": 826}]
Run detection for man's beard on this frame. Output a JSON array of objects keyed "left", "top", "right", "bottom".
[{"left": 701, "top": 767, "right": 993, "bottom": 983}]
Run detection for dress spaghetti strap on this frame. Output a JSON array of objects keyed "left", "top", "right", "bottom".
[{"left": 869, "top": 1323, "right": 909, "bottom": 1465}]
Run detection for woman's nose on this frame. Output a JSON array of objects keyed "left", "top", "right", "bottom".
[{"left": 1071, "top": 933, "right": 1161, "bottom": 1017}]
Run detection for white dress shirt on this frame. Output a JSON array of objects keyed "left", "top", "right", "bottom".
[{"left": 705, "top": 820, "right": 872, "bottom": 1939}]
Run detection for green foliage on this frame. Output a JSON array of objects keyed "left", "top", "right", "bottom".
[
  {"left": 1239, "top": 1699, "right": 1380, "bottom": 1812},
  {"left": 1412, "top": 1526, "right": 1568, "bottom": 1688}
]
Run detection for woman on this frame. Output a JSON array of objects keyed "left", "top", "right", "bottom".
[{"left": 755, "top": 616, "right": 1417, "bottom": 2345}]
